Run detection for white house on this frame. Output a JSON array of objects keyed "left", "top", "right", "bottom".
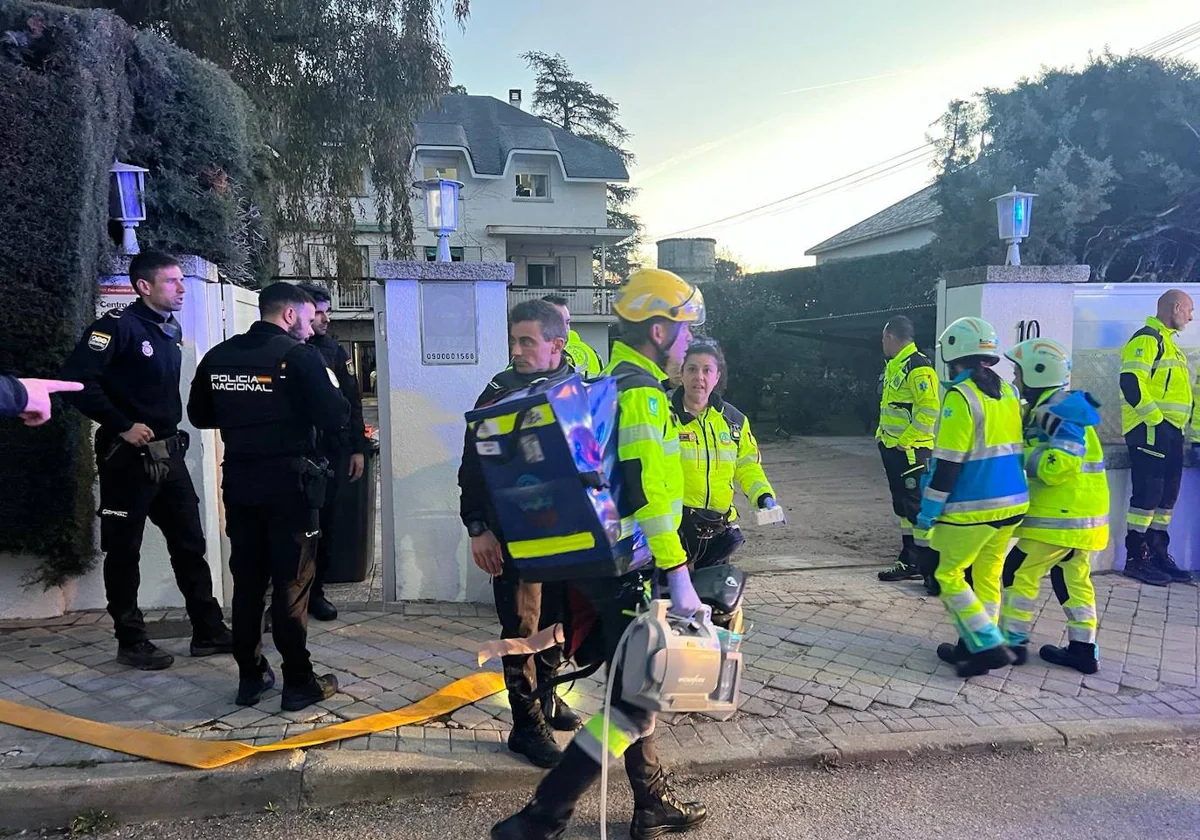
[
  {"left": 805, "top": 184, "right": 941, "bottom": 264},
  {"left": 276, "top": 92, "right": 632, "bottom": 390}
]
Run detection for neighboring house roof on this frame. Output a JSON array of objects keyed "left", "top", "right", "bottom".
[
  {"left": 414, "top": 95, "right": 629, "bottom": 182},
  {"left": 805, "top": 184, "right": 942, "bottom": 256}
]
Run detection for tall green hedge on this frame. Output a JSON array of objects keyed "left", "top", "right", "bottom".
[
  {"left": 705, "top": 248, "right": 940, "bottom": 436},
  {"left": 0, "top": 1, "right": 269, "bottom": 586}
]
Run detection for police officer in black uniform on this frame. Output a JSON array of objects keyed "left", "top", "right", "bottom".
[
  {"left": 459, "top": 300, "right": 580, "bottom": 768},
  {"left": 296, "top": 284, "right": 369, "bottom": 622},
  {"left": 61, "top": 250, "right": 231, "bottom": 671},
  {"left": 188, "top": 283, "right": 349, "bottom": 710}
]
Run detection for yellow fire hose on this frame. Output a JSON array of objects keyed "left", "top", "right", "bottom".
[{"left": 0, "top": 671, "right": 505, "bottom": 770}]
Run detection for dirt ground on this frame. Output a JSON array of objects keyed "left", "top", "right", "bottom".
[{"left": 734, "top": 436, "right": 899, "bottom": 571}]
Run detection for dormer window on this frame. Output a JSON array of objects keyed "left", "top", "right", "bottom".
[{"left": 515, "top": 173, "right": 549, "bottom": 199}]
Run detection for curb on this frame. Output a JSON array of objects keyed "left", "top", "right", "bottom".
[{"left": 4, "top": 716, "right": 1200, "bottom": 830}]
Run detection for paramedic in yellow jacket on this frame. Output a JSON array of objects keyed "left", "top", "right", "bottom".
[
  {"left": 999, "top": 338, "right": 1108, "bottom": 675},
  {"left": 493, "top": 268, "right": 708, "bottom": 840},
  {"left": 543, "top": 294, "right": 603, "bottom": 377},
  {"left": 876, "top": 315, "right": 941, "bottom": 593},
  {"left": 671, "top": 339, "right": 781, "bottom": 568},
  {"left": 1118, "top": 290, "right": 1194, "bottom": 585},
  {"left": 916, "top": 317, "right": 1029, "bottom": 678}
]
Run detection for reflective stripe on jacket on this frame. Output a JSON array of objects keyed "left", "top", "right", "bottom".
[
  {"left": 566, "top": 330, "right": 602, "bottom": 378},
  {"left": 1120, "top": 317, "right": 1192, "bottom": 434},
  {"left": 1015, "top": 388, "right": 1110, "bottom": 551},
  {"left": 926, "top": 375, "right": 1030, "bottom": 525},
  {"left": 671, "top": 389, "right": 774, "bottom": 522},
  {"left": 603, "top": 341, "right": 687, "bottom": 570},
  {"left": 877, "top": 343, "right": 940, "bottom": 449}
]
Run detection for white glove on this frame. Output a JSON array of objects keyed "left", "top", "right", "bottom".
[{"left": 666, "top": 566, "right": 702, "bottom": 617}]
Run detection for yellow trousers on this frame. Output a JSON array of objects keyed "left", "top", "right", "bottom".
[
  {"left": 1000, "top": 539, "right": 1098, "bottom": 646},
  {"left": 931, "top": 522, "right": 1015, "bottom": 653}
]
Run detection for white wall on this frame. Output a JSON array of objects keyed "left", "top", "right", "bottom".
[{"left": 374, "top": 260, "right": 513, "bottom": 602}]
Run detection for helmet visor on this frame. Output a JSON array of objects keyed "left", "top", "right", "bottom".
[{"left": 674, "top": 286, "right": 706, "bottom": 326}]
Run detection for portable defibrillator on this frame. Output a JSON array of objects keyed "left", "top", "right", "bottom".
[{"left": 465, "top": 374, "right": 649, "bottom": 582}]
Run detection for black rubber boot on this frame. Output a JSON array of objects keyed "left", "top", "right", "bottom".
[
  {"left": 936, "top": 638, "right": 968, "bottom": 665},
  {"left": 541, "top": 691, "right": 582, "bottom": 732},
  {"left": 508, "top": 699, "right": 563, "bottom": 768},
  {"left": 235, "top": 660, "right": 277, "bottom": 706},
  {"left": 955, "top": 645, "right": 1016, "bottom": 678},
  {"left": 1040, "top": 641, "right": 1099, "bottom": 675},
  {"left": 117, "top": 640, "right": 174, "bottom": 671},
  {"left": 280, "top": 673, "right": 339, "bottom": 711}
]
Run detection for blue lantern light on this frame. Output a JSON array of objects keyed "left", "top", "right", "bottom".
[
  {"left": 109, "top": 160, "right": 149, "bottom": 256},
  {"left": 990, "top": 186, "right": 1036, "bottom": 266}
]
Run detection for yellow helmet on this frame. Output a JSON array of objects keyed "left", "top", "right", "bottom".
[{"left": 613, "top": 268, "right": 706, "bottom": 325}]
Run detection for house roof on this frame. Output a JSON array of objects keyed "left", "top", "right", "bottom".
[
  {"left": 414, "top": 95, "right": 630, "bottom": 182},
  {"left": 805, "top": 184, "right": 941, "bottom": 256}
]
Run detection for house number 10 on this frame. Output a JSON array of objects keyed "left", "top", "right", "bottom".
[{"left": 1016, "top": 319, "right": 1041, "bottom": 342}]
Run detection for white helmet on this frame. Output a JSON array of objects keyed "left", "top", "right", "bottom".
[
  {"left": 1005, "top": 338, "right": 1071, "bottom": 388},
  {"left": 938, "top": 317, "right": 1000, "bottom": 364}
]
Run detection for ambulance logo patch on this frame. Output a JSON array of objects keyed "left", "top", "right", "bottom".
[
  {"left": 719, "top": 432, "right": 732, "bottom": 444},
  {"left": 141, "top": 340, "right": 154, "bottom": 357},
  {"left": 918, "top": 380, "right": 929, "bottom": 392},
  {"left": 87, "top": 332, "right": 111, "bottom": 351}
]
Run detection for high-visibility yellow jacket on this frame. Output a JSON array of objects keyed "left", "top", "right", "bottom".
[
  {"left": 877, "top": 343, "right": 940, "bottom": 449},
  {"left": 565, "top": 330, "right": 602, "bottom": 378},
  {"left": 1119, "top": 317, "right": 1192, "bottom": 435},
  {"left": 1015, "top": 389, "right": 1110, "bottom": 551},
  {"left": 671, "top": 390, "right": 774, "bottom": 522},
  {"left": 604, "top": 341, "right": 686, "bottom": 571},
  {"left": 925, "top": 375, "right": 1029, "bottom": 525}
]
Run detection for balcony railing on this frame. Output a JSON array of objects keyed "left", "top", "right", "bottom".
[
  {"left": 279, "top": 277, "right": 373, "bottom": 311},
  {"left": 507, "top": 285, "right": 615, "bottom": 317}
]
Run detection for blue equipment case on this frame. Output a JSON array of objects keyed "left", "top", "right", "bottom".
[{"left": 465, "top": 373, "right": 648, "bottom": 582}]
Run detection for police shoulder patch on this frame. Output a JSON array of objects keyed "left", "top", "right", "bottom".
[
  {"left": 647, "top": 395, "right": 660, "bottom": 416},
  {"left": 87, "top": 332, "right": 111, "bottom": 351}
]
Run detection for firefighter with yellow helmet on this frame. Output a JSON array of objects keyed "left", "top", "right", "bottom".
[
  {"left": 999, "top": 338, "right": 1109, "bottom": 674},
  {"left": 493, "top": 267, "right": 709, "bottom": 840},
  {"left": 916, "top": 316, "right": 1029, "bottom": 678}
]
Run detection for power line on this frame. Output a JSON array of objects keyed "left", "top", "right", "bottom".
[
  {"left": 1164, "top": 32, "right": 1200, "bottom": 58},
  {"left": 1140, "top": 20, "right": 1200, "bottom": 55},
  {"left": 654, "top": 144, "right": 934, "bottom": 239},
  {"left": 713, "top": 153, "right": 935, "bottom": 232}
]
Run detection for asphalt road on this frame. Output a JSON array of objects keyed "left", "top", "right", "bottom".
[{"left": 97, "top": 741, "right": 1200, "bottom": 840}]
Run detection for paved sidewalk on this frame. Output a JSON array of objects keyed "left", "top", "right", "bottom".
[{"left": 2, "top": 566, "right": 1197, "bottom": 774}]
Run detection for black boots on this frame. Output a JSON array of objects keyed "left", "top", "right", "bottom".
[
  {"left": 492, "top": 744, "right": 598, "bottom": 840},
  {"left": 1040, "top": 641, "right": 1099, "bottom": 674},
  {"left": 1123, "top": 542, "right": 1172, "bottom": 586},
  {"left": 1146, "top": 531, "right": 1194, "bottom": 583},
  {"left": 937, "top": 638, "right": 1015, "bottom": 677},
  {"left": 308, "top": 593, "right": 339, "bottom": 621},
  {"left": 490, "top": 796, "right": 571, "bottom": 840},
  {"left": 629, "top": 768, "right": 708, "bottom": 840},
  {"left": 508, "top": 699, "right": 563, "bottom": 769},
  {"left": 541, "top": 691, "right": 582, "bottom": 732}
]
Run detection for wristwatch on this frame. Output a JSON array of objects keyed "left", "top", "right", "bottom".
[{"left": 466, "top": 520, "right": 490, "bottom": 538}]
